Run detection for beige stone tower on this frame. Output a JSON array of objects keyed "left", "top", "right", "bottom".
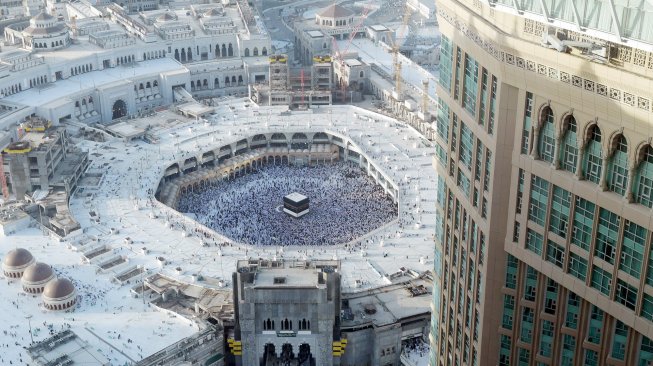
[{"left": 431, "top": 1, "right": 653, "bottom": 365}]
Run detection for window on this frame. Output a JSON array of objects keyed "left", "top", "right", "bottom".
[
  {"left": 436, "top": 102, "right": 450, "bottom": 144},
  {"left": 560, "top": 116, "right": 578, "bottom": 173},
  {"left": 546, "top": 240, "right": 565, "bottom": 268},
  {"left": 607, "top": 135, "right": 629, "bottom": 196},
  {"left": 474, "top": 141, "right": 483, "bottom": 181},
  {"left": 549, "top": 185, "right": 570, "bottom": 238},
  {"left": 584, "top": 349, "right": 599, "bottom": 366},
  {"left": 436, "top": 144, "right": 448, "bottom": 168},
  {"left": 615, "top": 279, "right": 637, "bottom": 310},
  {"left": 565, "top": 292, "right": 580, "bottom": 329},
  {"left": 635, "top": 145, "right": 653, "bottom": 208},
  {"left": 459, "top": 122, "right": 473, "bottom": 170},
  {"left": 583, "top": 125, "right": 603, "bottom": 184},
  {"left": 505, "top": 254, "right": 518, "bottom": 289},
  {"left": 638, "top": 336, "right": 653, "bottom": 366},
  {"left": 538, "top": 107, "right": 555, "bottom": 162},
  {"left": 571, "top": 197, "right": 595, "bottom": 251},
  {"left": 524, "top": 266, "right": 538, "bottom": 302},
  {"left": 543, "top": 278, "right": 558, "bottom": 314},
  {"left": 520, "top": 307, "right": 534, "bottom": 343},
  {"left": 439, "top": 35, "right": 453, "bottom": 93},
  {"left": 561, "top": 334, "right": 576, "bottom": 365},
  {"left": 568, "top": 252, "right": 588, "bottom": 281},
  {"left": 591, "top": 266, "right": 612, "bottom": 295},
  {"left": 587, "top": 305, "right": 604, "bottom": 344},
  {"left": 483, "top": 149, "right": 492, "bottom": 192},
  {"left": 620, "top": 220, "right": 645, "bottom": 277},
  {"left": 642, "top": 294, "right": 653, "bottom": 321},
  {"left": 526, "top": 229, "right": 543, "bottom": 255},
  {"left": 539, "top": 320, "right": 554, "bottom": 357},
  {"left": 462, "top": 54, "right": 478, "bottom": 116},
  {"left": 594, "top": 208, "right": 620, "bottom": 264},
  {"left": 502, "top": 294, "right": 514, "bottom": 330},
  {"left": 521, "top": 92, "right": 533, "bottom": 154},
  {"left": 518, "top": 347, "right": 530, "bottom": 366},
  {"left": 611, "top": 321, "right": 628, "bottom": 360},
  {"left": 499, "top": 334, "right": 511, "bottom": 366},
  {"left": 479, "top": 69, "right": 488, "bottom": 126},
  {"left": 457, "top": 169, "right": 471, "bottom": 197},
  {"left": 529, "top": 175, "right": 549, "bottom": 226},
  {"left": 488, "top": 76, "right": 497, "bottom": 135}
]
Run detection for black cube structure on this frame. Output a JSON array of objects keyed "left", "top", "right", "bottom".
[{"left": 283, "top": 193, "right": 309, "bottom": 218}]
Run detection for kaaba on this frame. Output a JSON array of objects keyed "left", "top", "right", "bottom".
[{"left": 283, "top": 192, "right": 309, "bottom": 218}]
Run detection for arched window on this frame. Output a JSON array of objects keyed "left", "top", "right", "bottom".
[
  {"left": 214, "top": 78, "right": 219, "bottom": 88},
  {"left": 253, "top": 47, "right": 259, "bottom": 56},
  {"left": 262, "top": 47, "right": 268, "bottom": 56},
  {"left": 139, "top": 83, "right": 144, "bottom": 90},
  {"left": 153, "top": 80, "right": 158, "bottom": 87},
  {"left": 635, "top": 145, "right": 653, "bottom": 208},
  {"left": 244, "top": 48, "right": 250, "bottom": 57},
  {"left": 225, "top": 76, "right": 230, "bottom": 85},
  {"left": 228, "top": 43, "right": 234, "bottom": 57},
  {"left": 238, "top": 75, "right": 243, "bottom": 84},
  {"left": 146, "top": 82, "right": 151, "bottom": 88},
  {"left": 190, "top": 81, "right": 195, "bottom": 89},
  {"left": 607, "top": 135, "right": 628, "bottom": 196},
  {"left": 560, "top": 116, "right": 577, "bottom": 173},
  {"left": 538, "top": 107, "right": 555, "bottom": 163},
  {"left": 231, "top": 76, "right": 236, "bottom": 84},
  {"left": 583, "top": 125, "right": 603, "bottom": 184}
]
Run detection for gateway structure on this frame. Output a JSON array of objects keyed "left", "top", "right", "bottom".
[{"left": 283, "top": 192, "right": 309, "bottom": 218}]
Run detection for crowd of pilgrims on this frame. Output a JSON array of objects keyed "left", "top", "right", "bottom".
[{"left": 176, "top": 163, "right": 397, "bottom": 246}]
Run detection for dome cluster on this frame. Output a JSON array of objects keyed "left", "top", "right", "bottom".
[{"left": 2, "top": 248, "right": 76, "bottom": 311}]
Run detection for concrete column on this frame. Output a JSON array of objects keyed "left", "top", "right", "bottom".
[
  {"left": 530, "top": 128, "right": 540, "bottom": 159},
  {"left": 575, "top": 143, "right": 585, "bottom": 180},
  {"left": 626, "top": 165, "right": 636, "bottom": 203},
  {"left": 552, "top": 134, "right": 561, "bottom": 169}
]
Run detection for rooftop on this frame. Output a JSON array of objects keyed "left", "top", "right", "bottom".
[
  {"left": 317, "top": 4, "right": 355, "bottom": 18},
  {"left": 284, "top": 192, "right": 307, "bottom": 202}
]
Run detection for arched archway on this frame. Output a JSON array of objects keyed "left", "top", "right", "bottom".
[{"left": 112, "top": 99, "right": 127, "bottom": 119}]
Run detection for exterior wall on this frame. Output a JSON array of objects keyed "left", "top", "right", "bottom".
[{"left": 433, "top": 1, "right": 653, "bottom": 365}]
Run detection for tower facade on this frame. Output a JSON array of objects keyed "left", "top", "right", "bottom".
[{"left": 431, "top": 1, "right": 653, "bottom": 365}]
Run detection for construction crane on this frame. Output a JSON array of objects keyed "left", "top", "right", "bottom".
[{"left": 389, "top": 5, "right": 414, "bottom": 100}]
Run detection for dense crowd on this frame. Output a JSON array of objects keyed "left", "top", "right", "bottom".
[{"left": 176, "top": 163, "right": 397, "bottom": 246}]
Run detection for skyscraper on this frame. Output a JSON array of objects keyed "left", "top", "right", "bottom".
[{"left": 431, "top": 1, "right": 653, "bottom": 365}]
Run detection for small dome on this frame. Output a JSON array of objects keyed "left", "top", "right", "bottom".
[
  {"left": 4, "top": 248, "right": 34, "bottom": 267},
  {"left": 156, "top": 12, "right": 176, "bottom": 22},
  {"left": 203, "top": 8, "right": 222, "bottom": 17},
  {"left": 22, "top": 262, "right": 54, "bottom": 283},
  {"left": 43, "top": 278, "right": 75, "bottom": 299},
  {"left": 32, "top": 11, "right": 53, "bottom": 21}
]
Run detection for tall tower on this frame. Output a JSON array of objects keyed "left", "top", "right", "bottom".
[{"left": 431, "top": 1, "right": 653, "bottom": 365}]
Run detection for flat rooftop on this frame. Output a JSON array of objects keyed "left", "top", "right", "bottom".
[
  {"left": 306, "top": 30, "right": 325, "bottom": 38},
  {"left": 4, "top": 58, "right": 185, "bottom": 107},
  {"left": 253, "top": 268, "right": 320, "bottom": 288},
  {"left": 341, "top": 279, "right": 432, "bottom": 328},
  {"left": 284, "top": 192, "right": 307, "bottom": 202}
]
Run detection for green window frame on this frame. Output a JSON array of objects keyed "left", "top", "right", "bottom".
[
  {"left": 620, "top": 220, "right": 646, "bottom": 278},
  {"left": 528, "top": 175, "right": 549, "bottom": 226},
  {"left": 459, "top": 122, "right": 473, "bottom": 170},
  {"left": 538, "top": 107, "right": 555, "bottom": 162},
  {"left": 549, "top": 185, "right": 570, "bottom": 238},
  {"left": 594, "top": 208, "right": 620, "bottom": 265},
  {"left": 560, "top": 116, "right": 578, "bottom": 173},
  {"left": 615, "top": 279, "right": 637, "bottom": 311},
  {"left": 462, "top": 54, "right": 478, "bottom": 116},
  {"left": 591, "top": 266, "right": 612, "bottom": 295},
  {"left": 571, "top": 197, "right": 595, "bottom": 251},
  {"left": 436, "top": 101, "right": 450, "bottom": 144},
  {"left": 607, "top": 135, "right": 629, "bottom": 196},
  {"left": 635, "top": 145, "right": 653, "bottom": 208},
  {"left": 583, "top": 125, "right": 603, "bottom": 184},
  {"left": 546, "top": 240, "right": 565, "bottom": 268},
  {"left": 521, "top": 92, "right": 533, "bottom": 154},
  {"left": 526, "top": 229, "right": 543, "bottom": 255},
  {"left": 539, "top": 320, "right": 554, "bottom": 357},
  {"left": 438, "top": 35, "right": 453, "bottom": 94},
  {"left": 568, "top": 252, "right": 588, "bottom": 281}
]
